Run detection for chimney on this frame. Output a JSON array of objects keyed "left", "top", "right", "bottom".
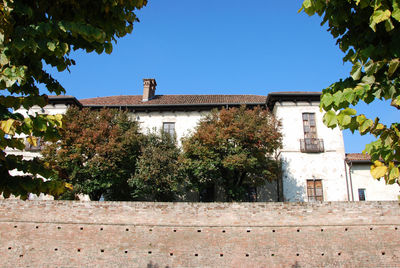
[{"left": 142, "top": 78, "right": 157, "bottom": 102}]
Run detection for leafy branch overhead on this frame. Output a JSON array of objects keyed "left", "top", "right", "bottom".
[
  {"left": 300, "top": 0, "right": 400, "bottom": 185},
  {"left": 0, "top": 0, "right": 147, "bottom": 198}
]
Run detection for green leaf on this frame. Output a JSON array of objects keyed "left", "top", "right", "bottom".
[
  {"left": 385, "top": 18, "right": 394, "bottom": 31},
  {"left": 388, "top": 59, "right": 400, "bottom": 77},
  {"left": 47, "top": 42, "right": 56, "bottom": 52},
  {"left": 371, "top": 8, "right": 391, "bottom": 25},
  {"left": 392, "top": 1, "right": 400, "bottom": 22},
  {"left": 323, "top": 110, "right": 338, "bottom": 128},
  {"left": 351, "top": 62, "right": 362, "bottom": 80}
]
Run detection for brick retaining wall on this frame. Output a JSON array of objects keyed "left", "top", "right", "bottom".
[{"left": 0, "top": 200, "right": 399, "bottom": 267}]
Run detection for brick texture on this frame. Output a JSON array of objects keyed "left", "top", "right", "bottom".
[{"left": 0, "top": 200, "right": 399, "bottom": 267}]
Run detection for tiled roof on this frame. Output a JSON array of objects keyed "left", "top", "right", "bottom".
[
  {"left": 346, "top": 153, "right": 371, "bottom": 163},
  {"left": 79, "top": 95, "right": 267, "bottom": 106}
]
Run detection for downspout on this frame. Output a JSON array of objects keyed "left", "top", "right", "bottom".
[
  {"left": 344, "top": 159, "right": 350, "bottom": 201},
  {"left": 348, "top": 162, "right": 354, "bottom": 201}
]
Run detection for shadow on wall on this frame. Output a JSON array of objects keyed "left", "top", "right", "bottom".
[
  {"left": 281, "top": 158, "right": 306, "bottom": 202},
  {"left": 147, "top": 261, "right": 170, "bottom": 268}
]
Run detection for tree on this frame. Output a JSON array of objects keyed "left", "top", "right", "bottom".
[
  {"left": 181, "top": 106, "right": 282, "bottom": 201},
  {"left": 0, "top": 0, "right": 148, "bottom": 198},
  {"left": 42, "top": 107, "right": 143, "bottom": 201},
  {"left": 128, "top": 131, "right": 184, "bottom": 201},
  {"left": 300, "top": 0, "right": 400, "bottom": 185}
]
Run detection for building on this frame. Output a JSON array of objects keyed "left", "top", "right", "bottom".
[
  {"left": 345, "top": 153, "right": 399, "bottom": 201},
  {"left": 7, "top": 78, "right": 398, "bottom": 201}
]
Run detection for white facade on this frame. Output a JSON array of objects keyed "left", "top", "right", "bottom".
[
  {"left": 273, "top": 100, "right": 348, "bottom": 202},
  {"left": 134, "top": 111, "right": 206, "bottom": 144},
  {"left": 347, "top": 160, "right": 399, "bottom": 201}
]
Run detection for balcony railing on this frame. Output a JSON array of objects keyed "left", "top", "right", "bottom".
[{"left": 300, "top": 138, "right": 324, "bottom": 153}]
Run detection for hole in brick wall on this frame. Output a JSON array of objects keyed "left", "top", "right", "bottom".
[
  {"left": 19, "top": 255, "right": 23, "bottom": 258},
  {"left": 220, "top": 254, "right": 223, "bottom": 257},
  {"left": 338, "top": 252, "right": 341, "bottom": 256},
  {"left": 345, "top": 228, "right": 348, "bottom": 231},
  {"left": 125, "top": 251, "right": 128, "bottom": 254},
  {"left": 80, "top": 227, "right": 83, "bottom": 230},
  {"left": 125, "top": 228, "right": 129, "bottom": 231},
  {"left": 296, "top": 253, "right": 299, "bottom": 256},
  {"left": 197, "top": 230, "right": 201, "bottom": 232},
  {"left": 100, "top": 228, "right": 103, "bottom": 231},
  {"left": 271, "top": 254, "right": 275, "bottom": 257},
  {"left": 321, "top": 253, "right": 325, "bottom": 256},
  {"left": 321, "top": 229, "right": 324, "bottom": 232},
  {"left": 247, "top": 230, "right": 251, "bottom": 233},
  {"left": 395, "top": 227, "right": 398, "bottom": 230},
  {"left": 77, "top": 249, "right": 81, "bottom": 252},
  {"left": 100, "top": 249, "right": 104, "bottom": 253},
  {"left": 35, "top": 226, "right": 39, "bottom": 229},
  {"left": 170, "top": 253, "right": 173, "bottom": 256},
  {"left": 245, "top": 254, "right": 249, "bottom": 257},
  {"left": 272, "top": 230, "right": 275, "bottom": 232},
  {"left": 173, "top": 229, "right": 177, "bottom": 232},
  {"left": 297, "top": 229, "right": 300, "bottom": 232},
  {"left": 57, "top": 227, "right": 61, "bottom": 230},
  {"left": 194, "top": 253, "right": 198, "bottom": 256},
  {"left": 370, "top": 227, "right": 373, "bottom": 231},
  {"left": 54, "top": 248, "right": 58, "bottom": 251},
  {"left": 8, "top": 247, "right": 11, "bottom": 250},
  {"left": 149, "top": 229, "right": 152, "bottom": 232},
  {"left": 382, "top": 252, "right": 385, "bottom": 255},
  {"left": 148, "top": 251, "right": 152, "bottom": 254},
  {"left": 14, "top": 225, "right": 17, "bottom": 228},
  {"left": 222, "top": 230, "right": 225, "bottom": 233}
]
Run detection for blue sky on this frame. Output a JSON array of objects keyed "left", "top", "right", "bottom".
[{"left": 44, "top": 0, "right": 399, "bottom": 153}]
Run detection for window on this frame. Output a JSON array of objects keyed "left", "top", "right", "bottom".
[
  {"left": 358, "top": 188, "right": 366, "bottom": 201},
  {"left": 300, "top": 113, "right": 324, "bottom": 153},
  {"left": 302, "top": 113, "right": 317, "bottom": 139},
  {"left": 307, "top": 179, "right": 323, "bottom": 202},
  {"left": 163, "top": 122, "right": 175, "bottom": 137}
]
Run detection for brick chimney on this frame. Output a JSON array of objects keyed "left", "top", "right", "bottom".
[{"left": 142, "top": 78, "right": 157, "bottom": 102}]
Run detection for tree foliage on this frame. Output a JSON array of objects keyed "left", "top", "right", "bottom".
[
  {"left": 128, "top": 131, "right": 183, "bottom": 202},
  {"left": 0, "top": 0, "right": 147, "bottom": 198},
  {"left": 300, "top": 0, "right": 400, "bottom": 185},
  {"left": 181, "top": 106, "right": 282, "bottom": 201},
  {"left": 42, "top": 107, "right": 143, "bottom": 201}
]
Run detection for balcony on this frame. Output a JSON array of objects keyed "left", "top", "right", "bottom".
[{"left": 300, "top": 138, "right": 324, "bottom": 153}]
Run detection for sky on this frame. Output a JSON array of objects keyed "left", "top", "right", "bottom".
[{"left": 42, "top": 0, "right": 400, "bottom": 153}]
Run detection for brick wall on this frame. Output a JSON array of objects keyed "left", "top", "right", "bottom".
[{"left": 0, "top": 200, "right": 399, "bottom": 267}]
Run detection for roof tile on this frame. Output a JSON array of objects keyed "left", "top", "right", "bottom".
[{"left": 79, "top": 95, "right": 267, "bottom": 106}]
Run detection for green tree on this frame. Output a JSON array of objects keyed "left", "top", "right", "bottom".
[
  {"left": 300, "top": 0, "right": 400, "bottom": 185},
  {"left": 128, "top": 131, "right": 184, "bottom": 201},
  {"left": 0, "top": 0, "right": 148, "bottom": 198},
  {"left": 42, "top": 107, "right": 143, "bottom": 201},
  {"left": 181, "top": 106, "right": 282, "bottom": 201}
]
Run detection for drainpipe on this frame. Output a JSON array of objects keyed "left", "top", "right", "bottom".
[
  {"left": 344, "top": 160, "right": 350, "bottom": 201},
  {"left": 348, "top": 162, "right": 354, "bottom": 201}
]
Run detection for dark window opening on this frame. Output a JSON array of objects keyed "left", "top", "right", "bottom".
[
  {"left": 358, "top": 188, "right": 366, "bottom": 201},
  {"left": 200, "top": 185, "right": 214, "bottom": 202}
]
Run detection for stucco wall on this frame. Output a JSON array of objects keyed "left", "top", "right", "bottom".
[
  {"left": 349, "top": 163, "right": 400, "bottom": 201},
  {"left": 0, "top": 200, "right": 399, "bottom": 267},
  {"left": 134, "top": 110, "right": 206, "bottom": 143},
  {"left": 274, "top": 101, "right": 348, "bottom": 201}
]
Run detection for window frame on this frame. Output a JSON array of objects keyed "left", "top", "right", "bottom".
[
  {"left": 162, "top": 122, "right": 175, "bottom": 137},
  {"left": 306, "top": 179, "right": 323, "bottom": 202}
]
